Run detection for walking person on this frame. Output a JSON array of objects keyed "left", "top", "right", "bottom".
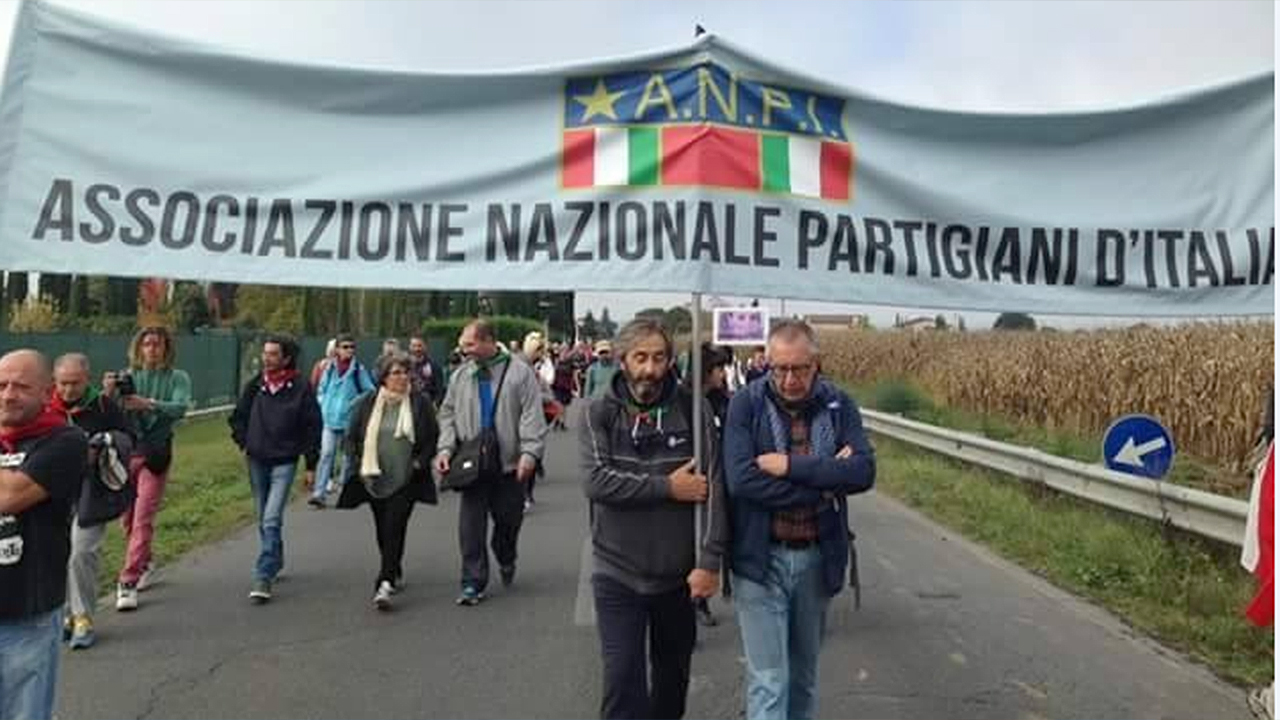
[
  {"left": 408, "top": 334, "right": 445, "bottom": 407},
  {"left": 312, "top": 333, "right": 374, "bottom": 508},
  {"left": 105, "top": 326, "right": 192, "bottom": 612},
  {"left": 337, "top": 352, "right": 439, "bottom": 610},
  {"left": 583, "top": 340, "right": 618, "bottom": 400},
  {"left": 309, "top": 338, "right": 336, "bottom": 389},
  {"left": 229, "top": 335, "right": 322, "bottom": 605},
  {"left": 724, "top": 320, "right": 876, "bottom": 720},
  {"left": 434, "top": 319, "right": 547, "bottom": 607},
  {"left": 681, "top": 342, "right": 735, "bottom": 628},
  {"left": 0, "top": 350, "right": 89, "bottom": 720},
  {"left": 53, "top": 353, "right": 134, "bottom": 650},
  {"left": 522, "top": 333, "right": 559, "bottom": 509},
  {"left": 580, "top": 319, "right": 729, "bottom": 720}
]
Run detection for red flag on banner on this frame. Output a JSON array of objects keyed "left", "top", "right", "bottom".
[{"left": 1242, "top": 441, "right": 1274, "bottom": 626}]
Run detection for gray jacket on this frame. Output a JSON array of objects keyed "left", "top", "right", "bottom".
[
  {"left": 437, "top": 354, "right": 547, "bottom": 473},
  {"left": 580, "top": 372, "right": 729, "bottom": 595}
]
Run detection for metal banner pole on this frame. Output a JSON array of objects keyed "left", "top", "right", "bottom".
[{"left": 691, "top": 292, "right": 704, "bottom": 553}]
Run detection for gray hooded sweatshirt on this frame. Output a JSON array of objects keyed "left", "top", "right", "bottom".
[{"left": 580, "top": 372, "right": 729, "bottom": 594}]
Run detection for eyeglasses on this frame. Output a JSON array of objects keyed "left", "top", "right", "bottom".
[
  {"left": 771, "top": 363, "right": 815, "bottom": 380},
  {"left": 339, "top": 344, "right": 356, "bottom": 350}
]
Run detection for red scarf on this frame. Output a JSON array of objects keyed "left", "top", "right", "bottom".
[
  {"left": 264, "top": 368, "right": 299, "bottom": 394},
  {"left": 0, "top": 406, "right": 68, "bottom": 453}
]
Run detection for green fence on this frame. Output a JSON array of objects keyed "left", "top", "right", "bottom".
[{"left": 0, "top": 331, "right": 453, "bottom": 409}]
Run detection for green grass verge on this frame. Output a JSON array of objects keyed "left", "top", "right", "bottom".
[
  {"left": 847, "top": 377, "right": 1250, "bottom": 499},
  {"left": 873, "top": 432, "right": 1271, "bottom": 687},
  {"left": 95, "top": 414, "right": 279, "bottom": 595}
]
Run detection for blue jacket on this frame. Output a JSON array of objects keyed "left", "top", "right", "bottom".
[
  {"left": 316, "top": 359, "right": 375, "bottom": 431},
  {"left": 723, "top": 377, "right": 876, "bottom": 596}
]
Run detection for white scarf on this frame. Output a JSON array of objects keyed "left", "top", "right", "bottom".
[{"left": 360, "top": 387, "right": 415, "bottom": 478}]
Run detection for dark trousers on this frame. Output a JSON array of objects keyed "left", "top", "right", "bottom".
[
  {"left": 369, "top": 486, "right": 415, "bottom": 586},
  {"left": 458, "top": 472, "right": 525, "bottom": 591},
  {"left": 592, "top": 574, "right": 697, "bottom": 720}
]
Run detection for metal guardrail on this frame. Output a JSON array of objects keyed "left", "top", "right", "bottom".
[
  {"left": 185, "top": 404, "right": 235, "bottom": 421},
  {"left": 861, "top": 409, "right": 1250, "bottom": 547}
]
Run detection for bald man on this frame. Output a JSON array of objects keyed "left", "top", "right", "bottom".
[{"left": 0, "top": 350, "right": 88, "bottom": 720}]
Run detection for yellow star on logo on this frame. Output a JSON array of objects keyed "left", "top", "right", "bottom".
[{"left": 574, "top": 79, "right": 626, "bottom": 122}]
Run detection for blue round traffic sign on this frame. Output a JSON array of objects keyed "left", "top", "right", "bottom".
[{"left": 1102, "top": 414, "right": 1176, "bottom": 479}]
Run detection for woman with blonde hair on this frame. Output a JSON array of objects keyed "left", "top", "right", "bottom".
[{"left": 102, "top": 326, "right": 192, "bottom": 612}]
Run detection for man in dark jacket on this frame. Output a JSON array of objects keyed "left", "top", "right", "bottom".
[
  {"left": 230, "top": 335, "right": 322, "bottom": 605},
  {"left": 52, "top": 353, "right": 133, "bottom": 650},
  {"left": 724, "top": 320, "right": 875, "bottom": 720},
  {"left": 580, "top": 319, "right": 729, "bottom": 720},
  {"left": 408, "top": 334, "right": 445, "bottom": 406}
]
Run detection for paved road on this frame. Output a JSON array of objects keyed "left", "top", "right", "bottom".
[{"left": 57, "top": 410, "right": 1253, "bottom": 719}]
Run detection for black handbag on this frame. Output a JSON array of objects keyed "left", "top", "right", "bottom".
[{"left": 441, "top": 364, "right": 508, "bottom": 491}]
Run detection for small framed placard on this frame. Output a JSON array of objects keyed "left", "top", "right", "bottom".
[{"left": 713, "top": 307, "right": 770, "bottom": 346}]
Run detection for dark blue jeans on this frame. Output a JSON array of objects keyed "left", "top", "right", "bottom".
[{"left": 592, "top": 574, "right": 696, "bottom": 720}]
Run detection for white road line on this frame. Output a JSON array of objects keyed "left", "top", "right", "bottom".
[{"left": 574, "top": 537, "right": 596, "bottom": 627}]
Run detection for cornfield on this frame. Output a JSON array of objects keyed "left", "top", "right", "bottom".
[{"left": 819, "top": 322, "right": 1274, "bottom": 472}]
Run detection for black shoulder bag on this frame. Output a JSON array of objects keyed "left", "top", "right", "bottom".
[{"left": 441, "top": 363, "right": 508, "bottom": 491}]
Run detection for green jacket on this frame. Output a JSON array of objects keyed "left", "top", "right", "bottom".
[
  {"left": 128, "top": 368, "right": 192, "bottom": 447},
  {"left": 584, "top": 360, "right": 618, "bottom": 399}
]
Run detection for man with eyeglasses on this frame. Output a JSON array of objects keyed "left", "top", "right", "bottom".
[
  {"left": 434, "top": 320, "right": 546, "bottom": 607},
  {"left": 580, "top": 319, "right": 728, "bottom": 719},
  {"left": 723, "top": 319, "right": 876, "bottom": 720},
  {"left": 312, "top": 333, "right": 374, "bottom": 509}
]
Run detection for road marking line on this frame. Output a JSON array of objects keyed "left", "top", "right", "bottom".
[{"left": 574, "top": 537, "right": 596, "bottom": 627}]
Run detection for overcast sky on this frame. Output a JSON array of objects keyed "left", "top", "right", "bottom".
[{"left": 2, "top": 0, "right": 1273, "bottom": 328}]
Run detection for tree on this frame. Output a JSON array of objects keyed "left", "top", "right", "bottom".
[
  {"left": 934, "top": 314, "right": 949, "bottom": 331},
  {"left": 598, "top": 307, "right": 618, "bottom": 339},
  {"left": 171, "top": 282, "right": 212, "bottom": 333},
  {"left": 579, "top": 310, "right": 600, "bottom": 341},
  {"left": 9, "top": 296, "right": 61, "bottom": 332},
  {"left": 993, "top": 312, "right": 1036, "bottom": 331},
  {"left": 957, "top": 315, "right": 967, "bottom": 332},
  {"left": 663, "top": 306, "right": 692, "bottom": 335},
  {"left": 233, "top": 285, "right": 305, "bottom": 334},
  {"left": 635, "top": 307, "right": 667, "bottom": 324}
]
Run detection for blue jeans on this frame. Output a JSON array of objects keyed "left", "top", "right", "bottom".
[
  {"left": 313, "top": 428, "right": 346, "bottom": 499},
  {"left": 249, "top": 458, "right": 296, "bottom": 582},
  {"left": 0, "top": 607, "right": 63, "bottom": 720},
  {"left": 733, "top": 545, "right": 830, "bottom": 720}
]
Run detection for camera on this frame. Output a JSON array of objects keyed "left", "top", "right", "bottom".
[{"left": 116, "top": 370, "right": 137, "bottom": 397}]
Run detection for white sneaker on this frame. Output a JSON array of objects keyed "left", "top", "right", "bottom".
[
  {"left": 137, "top": 563, "right": 157, "bottom": 591},
  {"left": 115, "top": 583, "right": 139, "bottom": 611},
  {"left": 373, "top": 581, "right": 394, "bottom": 610},
  {"left": 1248, "top": 684, "right": 1274, "bottom": 720}
]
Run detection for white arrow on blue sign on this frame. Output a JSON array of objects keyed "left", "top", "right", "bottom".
[{"left": 1102, "top": 414, "right": 1176, "bottom": 479}]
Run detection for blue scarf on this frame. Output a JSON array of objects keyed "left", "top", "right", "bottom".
[{"left": 757, "top": 380, "right": 837, "bottom": 459}]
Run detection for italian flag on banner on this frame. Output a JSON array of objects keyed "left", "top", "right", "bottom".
[{"left": 562, "top": 125, "right": 852, "bottom": 201}]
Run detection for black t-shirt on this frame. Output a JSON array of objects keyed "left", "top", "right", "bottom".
[{"left": 0, "top": 426, "right": 87, "bottom": 620}]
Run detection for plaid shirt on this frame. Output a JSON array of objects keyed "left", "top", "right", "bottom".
[{"left": 771, "top": 411, "right": 820, "bottom": 543}]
